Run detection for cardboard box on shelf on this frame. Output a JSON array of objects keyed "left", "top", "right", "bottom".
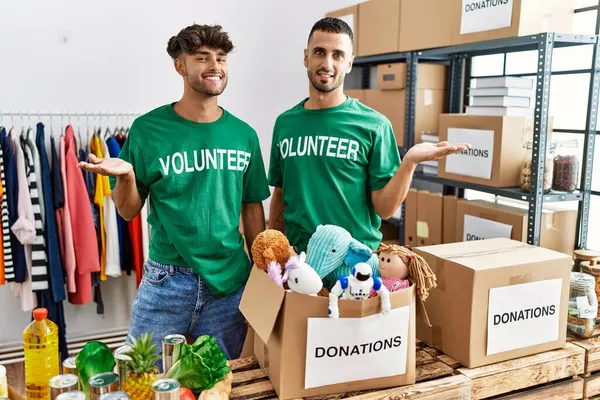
[
  {"left": 364, "top": 89, "right": 446, "bottom": 147},
  {"left": 442, "top": 195, "right": 459, "bottom": 244},
  {"left": 240, "top": 266, "right": 427, "bottom": 399},
  {"left": 399, "top": 0, "right": 453, "bottom": 51},
  {"left": 358, "top": 0, "right": 401, "bottom": 57},
  {"left": 344, "top": 89, "right": 366, "bottom": 103},
  {"left": 377, "top": 63, "right": 448, "bottom": 91},
  {"left": 326, "top": 5, "right": 359, "bottom": 55},
  {"left": 404, "top": 189, "right": 418, "bottom": 247},
  {"left": 414, "top": 238, "right": 571, "bottom": 368},
  {"left": 438, "top": 114, "right": 534, "bottom": 187},
  {"left": 456, "top": 199, "right": 578, "bottom": 256},
  {"left": 416, "top": 191, "right": 443, "bottom": 247},
  {"left": 451, "top": 0, "right": 574, "bottom": 46}
]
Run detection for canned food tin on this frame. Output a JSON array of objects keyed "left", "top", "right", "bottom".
[
  {"left": 89, "top": 372, "right": 119, "bottom": 400},
  {"left": 161, "top": 334, "right": 185, "bottom": 373},
  {"left": 152, "top": 378, "right": 180, "bottom": 400},
  {"left": 113, "top": 352, "right": 132, "bottom": 391},
  {"left": 55, "top": 391, "right": 87, "bottom": 400},
  {"left": 99, "top": 391, "right": 130, "bottom": 400},
  {"left": 50, "top": 374, "right": 80, "bottom": 400},
  {"left": 62, "top": 357, "right": 77, "bottom": 376}
]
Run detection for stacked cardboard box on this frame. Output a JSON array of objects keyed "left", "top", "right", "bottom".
[
  {"left": 327, "top": 0, "right": 574, "bottom": 56},
  {"left": 361, "top": 63, "right": 447, "bottom": 146},
  {"left": 404, "top": 189, "right": 457, "bottom": 248}
]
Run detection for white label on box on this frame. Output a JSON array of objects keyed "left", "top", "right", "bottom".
[
  {"left": 445, "top": 128, "right": 494, "bottom": 179},
  {"left": 305, "top": 306, "right": 410, "bottom": 389},
  {"left": 338, "top": 13, "right": 354, "bottom": 35},
  {"left": 463, "top": 215, "right": 512, "bottom": 242},
  {"left": 460, "top": 0, "right": 514, "bottom": 35},
  {"left": 487, "top": 279, "right": 562, "bottom": 356}
]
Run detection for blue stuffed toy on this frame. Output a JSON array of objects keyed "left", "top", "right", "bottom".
[{"left": 305, "top": 224, "right": 379, "bottom": 289}]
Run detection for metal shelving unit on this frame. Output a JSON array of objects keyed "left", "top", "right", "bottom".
[{"left": 353, "top": 32, "right": 600, "bottom": 249}]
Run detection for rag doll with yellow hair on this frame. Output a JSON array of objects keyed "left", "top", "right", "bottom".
[{"left": 370, "top": 243, "right": 437, "bottom": 301}]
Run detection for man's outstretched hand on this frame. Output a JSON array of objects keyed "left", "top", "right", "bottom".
[
  {"left": 404, "top": 141, "right": 471, "bottom": 165},
  {"left": 77, "top": 154, "right": 133, "bottom": 177}
]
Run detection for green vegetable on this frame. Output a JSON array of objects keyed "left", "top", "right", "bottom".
[
  {"left": 75, "top": 341, "right": 116, "bottom": 393},
  {"left": 166, "top": 335, "right": 230, "bottom": 393}
]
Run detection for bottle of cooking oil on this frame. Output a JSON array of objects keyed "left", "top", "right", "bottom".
[{"left": 23, "top": 308, "right": 59, "bottom": 400}]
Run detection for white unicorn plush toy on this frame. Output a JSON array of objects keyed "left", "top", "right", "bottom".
[{"left": 283, "top": 251, "right": 323, "bottom": 296}]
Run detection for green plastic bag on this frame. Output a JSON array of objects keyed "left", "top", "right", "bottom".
[
  {"left": 166, "top": 335, "right": 230, "bottom": 393},
  {"left": 75, "top": 341, "right": 116, "bottom": 393}
]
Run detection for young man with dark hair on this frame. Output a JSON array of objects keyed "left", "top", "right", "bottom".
[
  {"left": 268, "top": 17, "right": 469, "bottom": 253},
  {"left": 78, "top": 24, "right": 270, "bottom": 360}
]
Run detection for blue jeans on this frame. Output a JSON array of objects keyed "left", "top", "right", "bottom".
[{"left": 127, "top": 259, "right": 247, "bottom": 369}]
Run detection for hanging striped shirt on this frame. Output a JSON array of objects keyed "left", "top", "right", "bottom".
[
  {"left": 0, "top": 140, "right": 14, "bottom": 281},
  {"left": 22, "top": 138, "right": 48, "bottom": 291}
]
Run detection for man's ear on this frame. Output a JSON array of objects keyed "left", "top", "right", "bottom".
[
  {"left": 174, "top": 57, "right": 186, "bottom": 77},
  {"left": 304, "top": 48, "right": 308, "bottom": 68},
  {"left": 347, "top": 55, "right": 355, "bottom": 74}
]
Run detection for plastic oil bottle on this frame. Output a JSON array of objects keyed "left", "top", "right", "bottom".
[{"left": 23, "top": 308, "right": 59, "bottom": 400}]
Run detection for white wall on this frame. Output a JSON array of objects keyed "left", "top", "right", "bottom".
[{"left": 0, "top": 0, "right": 364, "bottom": 345}]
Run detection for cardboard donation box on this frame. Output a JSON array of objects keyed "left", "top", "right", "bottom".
[
  {"left": 239, "top": 266, "right": 423, "bottom": 399},
  {"left": 438, "top": 114, "right": 530, "bottom": 187},
  {"left": 399, "top": 0, "right": 453, "bottom": 51},
  {"left": 456, "top": 199, "right": 578, "bottom": 255},
  {"left": 414, "top": 238, "right": 571, "bottom": 368},
  {"left": 452, "top": 0, "right": 574, "bottom": 45}
]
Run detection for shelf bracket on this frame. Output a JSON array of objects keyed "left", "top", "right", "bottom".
[
  {"left": 528, "top": 33, "right": 554, "bottom": 246},
  {"left": 405, "top": 52, "right": 418, "bottom": 151},
  {"left": 576, "top": 36, "right": 600, "bottom": 249}
]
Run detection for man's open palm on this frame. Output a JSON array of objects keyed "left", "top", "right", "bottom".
[
  {"left": 77, "top": 154, "right": 133, "bottom": 177},
  {"left": 404, "top": 141, "right": 471, "bottom": 164}
]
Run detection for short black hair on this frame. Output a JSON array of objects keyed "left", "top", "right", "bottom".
[
  {"left": 167, "top": 24, "right": 234, "bottom": 59},
  {"left": 308, "top": 17, "right": 354, "bottom": 44}
]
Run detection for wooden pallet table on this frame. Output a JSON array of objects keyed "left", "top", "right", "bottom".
[
  {"left": 228, "top": 345, "right": 470, "bottom": 400},
  {"left": 420, "top": 341, "right": 585, "bottom": 400},
  {"left": 570, "top": 335, "right": 600, "bottom": 399}
]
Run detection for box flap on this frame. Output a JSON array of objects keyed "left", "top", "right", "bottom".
[{"left": 239, "top": 266, "right": 285, "bottom": 344}]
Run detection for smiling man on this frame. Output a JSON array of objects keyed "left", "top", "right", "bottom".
[
  {"left": 268, "top": 17, "right": 468, "bottom": 256},
  {"left": 78, "top": 24, "right": 270, "bottom": 362}
]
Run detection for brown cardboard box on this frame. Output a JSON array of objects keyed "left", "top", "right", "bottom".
[
  {"left": 451, "top": 0, "right": 574, "bottom": 45},
  {"left": 358, "top": 0, "right": 401, "bottom": 56},
  {"left": 414, "top": 238, "right": 571, "bottom": 368},
  {"left": 456, "top": 199, "right": 578, "bottom": 255},
  {"left": 344, "top": 89, "right": 366, "bottom": 103},
  {"left": 437, "top": 114, "right": 530, "bottom": 187},
  {"left": 326, "top": 5, "right": 359, "bottom": 55},
  {"left": 416, "top": 191, "right": 443, "bottom": 246},
  {"left": 364, "top": 89, "right": 446, "bottom": 146},
  {"left": 377, "top": 63, "right": 448, "bottom": 91},
  {"left": 404, "top": 189, "right": 418, "bottom": 247},
  {"left": 239, "top": 266, "right": 422, "bottom": 399},
  {"left": 399, "top": 0, "right": 453, "bottom": 51},
  {"left": 442, "top": 195, "right": 459, "bottom": 244}
]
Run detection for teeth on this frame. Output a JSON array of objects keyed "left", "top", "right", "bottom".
[{"left": 205, "top": 76, "right": 221, "bottom": 81}]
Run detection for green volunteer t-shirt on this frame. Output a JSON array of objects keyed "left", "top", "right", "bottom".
[
  {"left": 109, "top": 103, "right": 271, "bottom": 296},
  {"left": 268, "top": 96, "right": 401, "bottom": 252}
]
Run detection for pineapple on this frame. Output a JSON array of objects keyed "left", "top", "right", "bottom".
[{"left": 122, "top": 333, "right": 162, "bottom": 400}]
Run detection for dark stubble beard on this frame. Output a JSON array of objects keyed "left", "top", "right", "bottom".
[
  {"left": 187, "top": 74, "right": 228, "bottom": 96},
  {"left": 308, "top": 69, "right": 344, "bottom": 93}
]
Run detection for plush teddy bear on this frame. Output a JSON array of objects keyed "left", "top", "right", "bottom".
[
  {"left": 370, "top": 243, "right": 437, "bottom": 301},
  {"left": 250, "top": 229, "right": 292, "bottom": 272}
]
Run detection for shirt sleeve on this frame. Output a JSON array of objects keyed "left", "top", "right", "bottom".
[
  {"left": 368, "top": 119, "right": 401, "bottom": 192},
  {"left": 242, "top": 133, "right": 271, "bottom": 204},
  {"left": 108, "top": 131, "right": 149, "bottom": 200},
  {"left": 267, "top": 120, "right": 283, "bottom": 188}
]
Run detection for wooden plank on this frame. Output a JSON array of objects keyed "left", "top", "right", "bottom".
[
  {"left": 492, "top": 377, "right": 584, "bottom": 400},
  {"left": 584, "top": 371, "right": 600, "bottom": 399},
  {"left": 230, "top": 380, "right": 276, "bottom": 400},
  {"left": 457, "top": 343, "right": 585, "bottom": 399},
  {"left": 342, "top": 375, "right": 471, "bottom": 400},
  {"left": 568, "top": 328, "right": 600, "bottom": 342},
  {"left": 416, "top": 361, "right": 454, "bottom": 383},
  {"left": 230, "top": 356, "right": 260, "bottom": 372},
  {"left": 572, "top": 337, "right": 600, "bottom": 375},
  {"left": 416, "top": 349, "right": 435, "bottom": 366},
  {"left": 438, "top": 354, "right": 461, "bottom": 369},
  {"left": 233, "top": 369, "right": 268, "bottom": 386},
  {"left": 422, "top": 347, "right": 443, "bottom": 358}
]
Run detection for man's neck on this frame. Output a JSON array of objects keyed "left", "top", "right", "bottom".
[
  {"left": 173, "top": 91, "right": 222, "bottom": 123},
  {"left": 304, "top": 88, "right": 347, "bottom": 110}
]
